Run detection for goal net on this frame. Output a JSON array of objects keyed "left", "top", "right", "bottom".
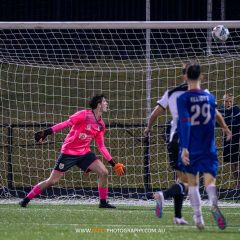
[{"left": 0, "top": 21, "right": 239, "bottom": 205}]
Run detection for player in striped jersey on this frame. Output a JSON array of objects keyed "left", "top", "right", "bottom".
[
  {"left": 144, "top": 63, "right": 231, "bottom": 225},
  {"left": 144, "top": 63, "right": 191, "bottom": 224},
  {"left": 19, "top": 94, "right": 125, "bottom": 208},
  {"left": 177, "top": 62, "right": 231, "bottom": 230}
]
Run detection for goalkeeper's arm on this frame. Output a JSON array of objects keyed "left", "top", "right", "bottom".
[
  {"left": 34, "top": 128, "right": 53, "bottom": 142},
  {"left": 34, "top": 119, "right": 73, "bottom": 142},
  {"left": 95, "top": 131, "right": 125, "bottom": 176},
  {"left": 97, "top": 145, "right": 125, "bottom": 176}
]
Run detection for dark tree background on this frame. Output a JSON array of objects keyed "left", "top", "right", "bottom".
[{"left": 0, "top": 0, "right": 239, "bottom": 21}]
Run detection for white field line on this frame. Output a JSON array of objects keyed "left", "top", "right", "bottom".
[
  {"left": 1, "top": 199, "right": 240, "bottom": 207},
  {"left": 0, "top": 207, "right": 240, "bottom": 215}
]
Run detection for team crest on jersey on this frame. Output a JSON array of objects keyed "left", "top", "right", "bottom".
[
  {"left": 86, "top": 124, "right": 91, "bottom": 130},
  {"left": 79, "top": 133, "right": 87, "bottom": 140},
  {"left": 59, "top": 163, "right": 64, "bottom": 170}
]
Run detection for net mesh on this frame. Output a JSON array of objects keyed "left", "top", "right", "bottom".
[{"left": 0, "top": 24, "right": 239, "bottom": 203}]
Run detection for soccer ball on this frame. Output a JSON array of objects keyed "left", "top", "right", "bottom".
[{"left": 212, "top": 25, "right": 229, "bottom": 42}]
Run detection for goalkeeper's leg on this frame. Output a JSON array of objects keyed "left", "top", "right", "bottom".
[
  {"left": 89, "top": 159, "right": 116, "bottom": 208},
  {"left": 19, "top": 171, "right": 64, "bottom": 207}
]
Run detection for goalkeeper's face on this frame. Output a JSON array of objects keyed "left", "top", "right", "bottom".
[{"left": 99, "top": 98, "right": 108, "bottom": 112}]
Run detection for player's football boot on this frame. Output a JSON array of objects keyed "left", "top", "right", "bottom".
[
  {"left": 154, "top": 191, "right": 164, "bottom": 218},
  {"left": 173, "top": 217, "right": 189, "bottom": 225},
  {"left": 99, "top": 201, "right": 116, "bottom": 208},
  {"left": 19, "top": 197, "right": 30, "bottom": 208},
  {"left": 193, "top": 214, "right": 205, "bottom": 230},
  {"left": 211, "top": 205, "right": 226, "bottom": 230}
]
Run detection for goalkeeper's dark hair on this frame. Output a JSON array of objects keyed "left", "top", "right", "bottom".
[
  {"left": 89, "top": 94, "right": 106, "bottom": 109},
  {"left": 187, "top": 62, "right": 201, "bottom": 80}
]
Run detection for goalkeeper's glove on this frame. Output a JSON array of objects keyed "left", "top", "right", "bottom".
[
  {"left": 34, "top": 128, "right": 53, "bottom": 142},
  {"left": 113, "top": 163, "right": 125, "bottom": 176},
  {"left": 108, "top": 160, "right": 125, "bottom": 176},
  {"left": 108, "top": 159, "right": 125, "bottom": 176}
]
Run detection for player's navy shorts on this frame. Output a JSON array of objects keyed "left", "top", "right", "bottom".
[
  {"left": 167, "top": 132, "right": 181, "bottom": 171},
  {"left": 54, "top": 151, "right": 98, "bottom": 173},
  {"left": 178, "top": 152, "right": 219, "bottom": 177}
]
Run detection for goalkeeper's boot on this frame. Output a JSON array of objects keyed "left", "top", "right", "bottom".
[
  {"left": 99, "top": 200, "right": 116, "bottom": 209},
  {"left": 211, "top": 205, "right": 226, "bottom": 230},
  {"left": 154, "top": 191, "right": 164, "bottom": 218},
  {"left": 19, "top": 197, "right": 30, "bottom": 208},
  {"left": 173, "top": 217, "right": 189, "bottom": 225},
  {"left": 193, "top": 214, "right": 204, "bottom": 230}
]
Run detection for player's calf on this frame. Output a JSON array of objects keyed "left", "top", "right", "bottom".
[
  {"left": 211, "top": 205, "right": 226, "bottom": 230},
  {"left": 154, "top": 191, "right": 164, "bottom": 218}
]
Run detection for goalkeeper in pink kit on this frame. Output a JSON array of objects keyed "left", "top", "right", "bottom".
[{"left": 19, "top": 94, "right": 125, "bottom": 208}]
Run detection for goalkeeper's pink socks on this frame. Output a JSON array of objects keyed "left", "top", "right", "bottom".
[
  {"left": 27, "top": 184, "right": 42, "bottom": 200},
  {"left": 98, "top": 186, "right": 108, "bottom": 200}
]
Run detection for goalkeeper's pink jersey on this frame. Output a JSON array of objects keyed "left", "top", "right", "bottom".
[{"left": 51, "top": 109, "right": 112, "bottom": 160}]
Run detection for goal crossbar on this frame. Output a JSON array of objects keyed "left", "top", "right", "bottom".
[{"left": 0, "top": 21, "right": 240, "bottom": 29}]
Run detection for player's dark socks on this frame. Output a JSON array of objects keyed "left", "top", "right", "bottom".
[
  {"left": 163, "top": 183, "right": 185, "bottom": 199},
  {"left": 19, "top": 197, "right": 30, "bottom": 207},
  {"left": 99, "top": 200, "right": 116, "bottom": 208},
  {"left": 173, "top": 194, "right": 184, "bottom": 218}
]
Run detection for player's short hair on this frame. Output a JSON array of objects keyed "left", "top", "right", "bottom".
[
  {"left": 89, "top": 94, "right": 106, "bottom": 109},
  {"left": 182, "top": 62, "right": 191, "bottom": 75},
  {"left": 223, "top": 93, "right": 233, "bottom": 99},
  {"left": 187, "top": 62, "right": 201, "bottom": 80}
]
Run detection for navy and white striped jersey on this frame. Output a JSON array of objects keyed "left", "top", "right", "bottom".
[{"left": 157, "top": 83, "right": 188, "bottom": 142}]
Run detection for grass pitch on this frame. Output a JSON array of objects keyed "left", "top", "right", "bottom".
[{"left": 0, "top": 203, "right": 239, "bottom": 240}]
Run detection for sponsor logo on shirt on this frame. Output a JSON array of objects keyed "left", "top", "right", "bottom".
[{"left": 79, "top": 133, "right": 87, "bottom": 140}]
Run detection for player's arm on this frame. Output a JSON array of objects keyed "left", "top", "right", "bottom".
[
  {"left": 34, "top": 119, "right": 73, "bottom": 143},
  {"left": 144, "top": 91, "right": 168, "bottom": 136},
  {"left": 34, "top": 111, "right": 85, "bottom": 143},
  {"left": 144, "top": 105, "right": 165, "bottom": 136},
  {"left": 95, "top": 130, "right": 125, "bottom": 176},
  {"left": 177, "top": 96, "right": 190, "bottom": 165},
  {"left": 215, "top": 109, "right": 232, "bottom": 141}
]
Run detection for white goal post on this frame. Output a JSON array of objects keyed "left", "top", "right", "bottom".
[
  {"left": 0, "top": 21, "right": 239, "bottom": 205},
  {"left": 0, "top": 21, "right": 240, "bottom": 29}
]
